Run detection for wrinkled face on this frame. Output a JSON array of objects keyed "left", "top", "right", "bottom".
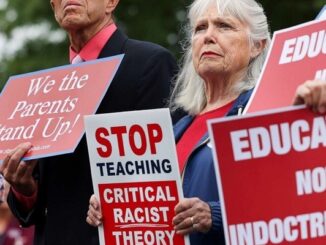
[
  {"left": 50, "top": 0, "right": 111, "bottom": 31},
  {"left": 192, "top": 4, "right": 254, "bottom": 81}
]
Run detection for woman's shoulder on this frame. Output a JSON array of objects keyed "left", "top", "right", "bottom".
[{"left": 173, "top": 114, "right": 194, "bottom": 138}]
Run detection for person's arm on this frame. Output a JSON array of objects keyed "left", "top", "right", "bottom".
[
  {"left": 11, "top": 186, "right": 38, "bottom": 211},
  {"left": 207, "top": 201, "right": 223, "bottom": 233}
]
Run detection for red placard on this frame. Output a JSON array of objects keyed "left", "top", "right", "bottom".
[
  {"left": 208, "top": 106, "right": 326, "bottom": 244},
  {"left": 245, "top": 19, "right": 326, "bottom": 114},
  {"left": 0, "top": 55, "right": 123, "bottom": 161},
  {"left": 99, "top": 181, "right": 182, "bottom": 245}
]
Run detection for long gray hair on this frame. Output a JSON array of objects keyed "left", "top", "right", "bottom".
[{"left": 170, "top": 0, "right": 271, "bottom": 115}]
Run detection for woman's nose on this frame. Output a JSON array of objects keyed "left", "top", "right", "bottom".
[{"left": 203, "top": 26, "right": 217, "bottom": 44}]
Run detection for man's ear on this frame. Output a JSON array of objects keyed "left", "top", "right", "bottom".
[
  {"left": 50, "top": 0, "right": 55, "bottom": 11},
  {"left": 250, "top": 39, "right": 267, "bottom": 59},
  {"left": 50, "top": 0, "right": 59, "bottom": 21},
  {"left": 106, "top": 0, "right": 120, "bottom": 14}
]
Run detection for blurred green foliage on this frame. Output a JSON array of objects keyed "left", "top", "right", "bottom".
[{"left": 0, "top": 0, "right": 324, "bottom": 89}]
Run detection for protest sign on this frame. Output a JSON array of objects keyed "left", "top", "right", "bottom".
[
  {"left": 244, "top": 19, "right": 326, "bottom": 114},
  {"left": 208, "top": 105, "right": 326, "bottom": 244},
  {"left": 84, "top": 109, "right": 189, "bottom": 245},
  {"left": 317, "top": 6, "right": 326, "bottom": 20},
  {"left": 0, "top": 55, "right": 123, "bottom": 161}
]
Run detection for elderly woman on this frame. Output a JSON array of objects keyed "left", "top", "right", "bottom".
[
  {"left": 86, "top": 0, "right": 326, "bottom": 244},
  {"left": 168, "top": 0, "right": 269, "bottom": 244}
]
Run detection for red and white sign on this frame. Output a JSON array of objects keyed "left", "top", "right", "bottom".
[
  {"left": 317, "top": 6, "right": 326, "bottom": 20},
  {"left": 0, "top": 55, "right": 123, "bottom": 161},
  {"left": 245, "top": 19, "right": 326, "bottom": 114},
  {"left": 84, "top": 109, "right": 189, "bottom": 245},
  {"left": 208, "top": 106, "right": 326, "bottom": 244}
]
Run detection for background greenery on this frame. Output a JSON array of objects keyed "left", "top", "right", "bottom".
[{"left": 0, "top": 0, "right": 324, "bottom": 90}]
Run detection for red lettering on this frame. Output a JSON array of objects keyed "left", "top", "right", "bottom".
[
  {"left": 129, "top": 124, "right": 147, "bottom": 155},
  {"left": 95, "top": 124, "right": 163, "bottom": 157},
  {"left": 147, "top": 124, "right": 163, "bottom": 154},
  {"left": 95, "top": 127, "right": 111, "bottom": 157},
  {"left": 111, "top": 126, "right": 127, "bottom": 156}
]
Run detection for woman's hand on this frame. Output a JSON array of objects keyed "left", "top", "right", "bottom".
[
  {"left": 172, "top": 197, "right": 212, "bottom": 235},
  {"left": 86, "top": 194, "right": 103, "bottom": 227},
  {"left": 293, "top": 80, "right": 326, "bottom": 114}
]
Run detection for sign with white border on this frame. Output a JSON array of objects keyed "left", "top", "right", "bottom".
[
  {"left": 0, "top": 56, "right": 123, "bottom": 161},
  {"left": 208, "top": 105, "right": 326, "bottom": 244},
  {"left": 85, "top": 108, "right": 189, "bottom": 245},
  {"left": 244, "top": 19, "right": 326, "bottom": 114}
]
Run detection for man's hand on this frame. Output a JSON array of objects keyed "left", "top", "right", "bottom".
[
  {"left": 86, "top": 194, "right": 103, "bottom": 227},
  {"left": 0, "top": 142, "right": 37, "bottom": 196}
]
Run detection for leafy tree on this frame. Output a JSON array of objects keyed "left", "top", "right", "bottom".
[
  {"left": 0, "top": 0, "right": 68, "bottom": 88},
  {"left": 0, "top": 0, "right": 323, "bottom": 90}
]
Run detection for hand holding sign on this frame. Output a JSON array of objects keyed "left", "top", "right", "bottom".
[
  {"left": 293, "top": 79, "right": 326, "bottom": 113},
  {"left": 0, "top": 142, "right": 37, "bottom": 197},
  {"left": 173, "top": 197, "right": 212, "bottom": 235},
  {"left": 87, "top": 194, "right": 103, "bottom": 226}
]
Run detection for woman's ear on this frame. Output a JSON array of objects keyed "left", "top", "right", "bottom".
[{"left": 250, "top": 39, "right": 267, "bottom": 59}]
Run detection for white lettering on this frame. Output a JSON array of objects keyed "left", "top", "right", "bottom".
[
  {"left": 229, "top": 211, "right": 326, "bottom": 244},
  {"left": 279, "top": 30, "right": 326, "bottom": 64},
  {"left": 231, "top": 117, "right": 326, "bottom": 161},
  {"left": 230, "top": 130, "right": 251, "bottom": 161},
  {"left": 296, "top": 166, "right": 326, "bottom": 195}
]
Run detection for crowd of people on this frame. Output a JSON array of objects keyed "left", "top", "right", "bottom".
[{"left": 1, "top": 0, "right": 325, "bottom": 244}]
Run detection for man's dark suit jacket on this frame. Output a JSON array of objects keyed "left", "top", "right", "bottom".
[{"left": 7, "top": 29, "right": 178, "bottom": 245}]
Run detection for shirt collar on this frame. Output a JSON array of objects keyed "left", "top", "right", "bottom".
[{"left": 69, "top": 23, "right": 117, "bottom": 63}]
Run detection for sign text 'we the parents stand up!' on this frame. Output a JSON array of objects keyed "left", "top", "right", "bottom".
[{"left": 0, "top": 55, "right": 123, "bottom": 161}]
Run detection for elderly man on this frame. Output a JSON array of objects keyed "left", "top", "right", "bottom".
[{"left": 0, "top": 0, "right": 177, "bottom": 244}]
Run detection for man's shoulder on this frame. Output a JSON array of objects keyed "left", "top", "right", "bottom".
[
  {"left": 99, "top": 29, "right": 173, "bottom": 60},
  {"left": 126, "top": 38, "right": 165, "bottom": 49},
  {"left": 125, "top": 38, "right": 172, "bottom": 57}
]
